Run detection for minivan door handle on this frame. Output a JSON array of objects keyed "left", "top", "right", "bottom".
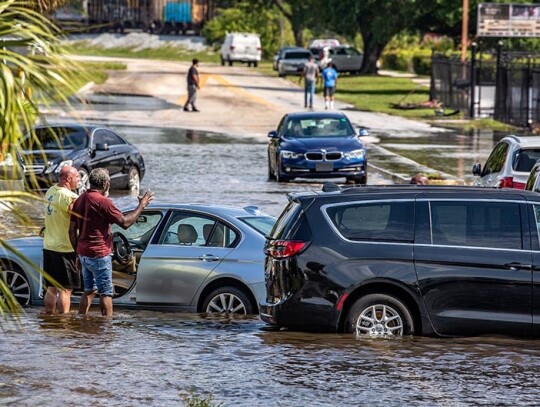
[{"left": 504, "top": 262, "right": 532, "bottom": 271}]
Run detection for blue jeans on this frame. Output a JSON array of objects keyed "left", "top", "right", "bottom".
[
  {"left": 304, "top": 80, "right": 315, "bottom": 108},
  {"left": 80, "top": 255, "right": 114, "bottom": 297}
]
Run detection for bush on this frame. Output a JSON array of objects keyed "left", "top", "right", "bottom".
[{"left": 381, "top": 48, "right": 433, "bottom": 75}]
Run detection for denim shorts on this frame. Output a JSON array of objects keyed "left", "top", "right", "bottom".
[{"left": 80, "top": 255, "right": 114, "bottom": 297}]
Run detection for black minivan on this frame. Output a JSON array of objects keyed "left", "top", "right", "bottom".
[{"left": 260, "top": 184, "right": 540, "bottom": 338}]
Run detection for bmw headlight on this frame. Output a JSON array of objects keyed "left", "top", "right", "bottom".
[
  {"left": 345, "top": 149, "right": 365, "bottom": 159},
  {"left": 44, "top": 159, "right": 73, "bottom": 174},
  {"left": 281, "top": 150, "right": 303, "bottom": 159}
]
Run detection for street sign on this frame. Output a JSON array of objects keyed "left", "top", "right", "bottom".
[{"left": 478, "top": 3, "right": 540, "bottom": 38}]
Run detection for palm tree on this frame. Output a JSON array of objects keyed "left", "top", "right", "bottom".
[{"left": 0, "top": 0, "right": 83, "bottom": 315}]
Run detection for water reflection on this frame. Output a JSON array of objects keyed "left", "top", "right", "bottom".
[{"left": 1, "top": 308, "right": 538, "bottom": 405}]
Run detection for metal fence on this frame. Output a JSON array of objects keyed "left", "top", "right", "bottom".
[{"left": 431, "top": 48, "right": 540, "bottom": 127}]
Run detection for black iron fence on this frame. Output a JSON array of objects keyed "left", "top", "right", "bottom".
[{"left": 431, "top": 47, "right": 540, "bottom": 127}]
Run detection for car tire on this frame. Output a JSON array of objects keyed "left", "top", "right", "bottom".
[
  {"left": 220, "top": 56, "right": 225, "bottom": 66},
  {"left": 345, "top": 293, "right": 414, "bottom": 337},
  {"left": 124, "top": 166, "right": 140, "bottom": 192},
  {"left": 268, "top": 156, "right": 276, "bottom": 181},
  {"left": 202, "top": 286, "right": 254, "bottom": 315},
  {"left": 78, "top": 167, "right": 90, "bottom": 194},
  {"left": 247, "top": 62, "right": 252, "bottom": 67},
  {"left": 254, "top": 61, "right": 258, "bottom": 68},
  {"left": 347, "top": 175, "right": 367, "bottom": 185},
  {"left": 228, "top": 58, "right": 233, "bottom": 66},
  {"left": 0, "top": 263, "right": 31, "bottom": 306}
]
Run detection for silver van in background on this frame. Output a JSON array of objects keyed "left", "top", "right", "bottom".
[{"left": 220, "top": 32, "right": 261, "bottom": 67}]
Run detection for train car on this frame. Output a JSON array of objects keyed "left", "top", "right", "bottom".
[{"left": 56, "top": 0, "right": 215, "bottom": 34}]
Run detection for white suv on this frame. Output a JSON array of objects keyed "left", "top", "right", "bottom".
[
  {"left": 220, "top": 33, "right": 261, "bottom": 67},
  {"left": 473, "top": 135, "right": 540, "bottom": 189}
]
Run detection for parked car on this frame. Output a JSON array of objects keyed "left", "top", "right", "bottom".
[
  {"left": 267, "top": 111, "right": 369, "bottom": 184},
  {"left": 0, "top": 203, "right": 276, "bottom": 315},
  {"left": 309, "top": 45, "right": 363, "bottom": 73},
  {"left": 220, "top": 32, "right": 261, "bottom": 67},
  {"left": 525, "top": 159, "right": 540, "bottom": 192},
  {"left": 260, "top": 184, "right": 540, "bottom": 338},
  {"left": 0, "top": 148, "right": 24, "bottom": 190},
  {"left": 308, "top": 38, "right": 340, "bottom": 48},
  {"left": 277, "top": 49, "right": 313, "bottom": 77},
  {"left": 272, "top": 46, "right": 305, "bottom": 71},
  {"left": 22, "top": 124, "right": 145, "bottom": 193},
  {"left": 473, "top": 135, "right": 540, "bottom": 189}
]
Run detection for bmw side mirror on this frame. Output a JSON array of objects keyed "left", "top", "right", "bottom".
[
  {"left": 357, "top": 128, "right": 369, "bottom": 137},
  {"left": 95, "top": 143, "right": 109, "bottom": 151},
  {"left": 472, "top": 163, "right": 482, "bottom": 176},
  {"left": 267, "top": 131, "right": 278, "bottom": 138}
]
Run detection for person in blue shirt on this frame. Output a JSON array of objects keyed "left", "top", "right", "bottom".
[{"left": 321, "top": 62, "right": 338, "bottom": 110}]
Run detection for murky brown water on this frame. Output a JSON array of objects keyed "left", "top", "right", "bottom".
[{"left": 2, "top": 308, "right": 539, "bottom": 406}]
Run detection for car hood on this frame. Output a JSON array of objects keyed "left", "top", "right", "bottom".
[
  {"left": 22, "top": 149, "right": 79, "bottom": 164},
  {"left": 6, "top": 236, "right": 43, "bottom": 248},
  {"left": 280, "top": 136, "right": 363, "bottom": 151}
]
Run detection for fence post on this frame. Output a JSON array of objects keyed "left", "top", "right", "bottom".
[
  {"left": 527, "top": 55, "right": 532, "bottom": 127},
  {"left": 430, "top": 48, "right": 436, "bottom": 101},
  {"left": 469, "top": 42, "right": 477, "bottom": 118}
]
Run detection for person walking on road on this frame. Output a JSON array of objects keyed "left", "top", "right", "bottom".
[
  {"left": 43, "top": 165, "right": 80, "bottom": 314},
  {"left": 69, "top": 168, "right": 154, "bottom": 317},
  {"left": 322, "top": 62, "right": 338, "bottom": 110},
  {"left": 184, "top": 58, "right": 200, "bottom": 112},
  {"left": 300, "top": 55, "right": 319, "bottom": 110}
]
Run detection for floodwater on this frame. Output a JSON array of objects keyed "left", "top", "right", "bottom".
[
  {"left": 1, "top": 309, "right": 539, "bottom": 406},
  {"left": 3, "top": 94, "right": 538, "bottom": 405}
]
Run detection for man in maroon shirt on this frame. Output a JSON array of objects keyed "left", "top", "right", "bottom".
[{"left": 69, "top": 168, "right": 153, "bottom": 316}]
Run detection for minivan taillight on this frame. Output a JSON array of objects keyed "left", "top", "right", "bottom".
[
  {"left": 265, "top": 240, "right": 308, "bottom": 259},
  {"left": 499, "top": 176, "right": 514, "bottom": 188}
]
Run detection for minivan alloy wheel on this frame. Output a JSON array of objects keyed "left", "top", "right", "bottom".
[
  {"left": 346, "top": 293, "right": 414, "bottom": 337},
  {"left": 0, "top": 267, "right": 31, "bottom": 306}
]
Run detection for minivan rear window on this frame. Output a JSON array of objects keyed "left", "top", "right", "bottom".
[
  {"left": 269, "top": 201, "right": 303, "bottom": 239},
  {"left": 326, "top": 201, "right": 414, "bottom": 243}
]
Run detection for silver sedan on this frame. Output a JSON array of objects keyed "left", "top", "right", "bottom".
[{"left": 0, "top": 203, "right": 276, "bottom": 315}]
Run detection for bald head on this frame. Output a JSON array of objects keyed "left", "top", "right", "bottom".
[{"left": 58, "top": 165, "right": 80, "bottom": 191}]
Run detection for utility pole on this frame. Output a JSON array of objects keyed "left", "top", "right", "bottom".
[{"left": 461, "top": 0, "right": 469, "bottom": 62}]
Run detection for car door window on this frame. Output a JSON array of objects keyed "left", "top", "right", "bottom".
[
  {"left": 345, "top": 48, "right": 361, "bottom": 56},
  {"left": 513, "top": 148, "right": 540, "bottom": 172},
  {"left": 335, "top": 48, "right": 347, "bottom": 55},
  {"left": 160, "top": 212, "right": 238, "bottom": 247},
  {"left": 103, "top": 130, "right": 125, "bottom": 146},
  {"left": 325, "top": 201, "right": 414, "bottom": 242},
  {"left": 92, "top": 130, "right": 107, "bottom": 147},
  {"left": 430, "top": 201, "right": 522, "bottom": 249},
  {"left": 111, "top": 211, "right": 162, "bottom": 249},
  {"left": 482, "top": 142, "right": 508, "bottom": 175}
]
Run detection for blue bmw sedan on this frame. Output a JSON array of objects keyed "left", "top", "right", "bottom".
[{"left": 267, "top": 112, "right": 368, "bottom": 184}]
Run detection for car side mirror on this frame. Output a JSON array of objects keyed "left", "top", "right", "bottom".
[
  {"left": 473, "top": 163, "right": 482, "bottom": 176},
  {"left": 95, "top": 143, "right": 109, "bottom": 151},
  {"left": 267, "top": 131, "right": 278, "bottom": 138},
  {"left": 356, "top": 128, "right": 370, "bottom": 137},
  {"left": 472, "top": 163, "right": 482, "bottom": 176}
]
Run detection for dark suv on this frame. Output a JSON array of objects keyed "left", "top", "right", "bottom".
[{"left": 260, "top": 184, "right": 540, "bottom": 338}]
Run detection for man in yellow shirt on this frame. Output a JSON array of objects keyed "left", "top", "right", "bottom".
[{"left": 43, "top": 165, "right": 80, "bottom": 313}]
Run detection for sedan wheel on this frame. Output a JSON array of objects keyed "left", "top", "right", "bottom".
[
  {"left": 202, "top": 286, "right": 253, "bottom": 315},
  {"left": 126, "top": 167, "right": 140, "bottom": 192},
  {"left": 0, "top": 266, "right": 31, "bottom": 306},
  {"left": 78, "top": 168, "right": 89, "bottom": 194},
  {"left": 345, "top": 294, "right": 414, "bottom": 337}
]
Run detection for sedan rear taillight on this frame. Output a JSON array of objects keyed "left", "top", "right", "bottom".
[{"left": 265, "top": 240, "right": 308, "bottom": 259}]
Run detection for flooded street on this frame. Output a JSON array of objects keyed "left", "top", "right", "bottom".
[
  {"left": 2, "top": 309, "right": 539, "bottom": 405},
  {"left": 3, "top": 61, "right": 539, "bottom": 405}
]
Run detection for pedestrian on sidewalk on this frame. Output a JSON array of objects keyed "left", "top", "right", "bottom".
[
  {"left": 43, "top": 165, "right": 80, "bottom": 314},
  {"left": 69, "top": 168, "right": 154, "bottom": 317},
  {"left": 184, "top": 58, "right": 200, "bottom": 112},
  {"left": 322, "top": 62, "right": 338, "bottom": 110},
  {"left": 300, "top": 55, "right": 319, "bottom": 110}
]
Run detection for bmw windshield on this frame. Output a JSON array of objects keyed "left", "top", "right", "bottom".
[{"left": 284, "top": 118, "right": 354, "bottom": 137}]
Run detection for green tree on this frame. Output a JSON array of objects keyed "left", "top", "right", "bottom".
[
  {"left": 0, "top": 0, "right": 82, "bottom": 315},
  {"left": 270, "top": 0, "right": 317, "bottom": 47}
]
